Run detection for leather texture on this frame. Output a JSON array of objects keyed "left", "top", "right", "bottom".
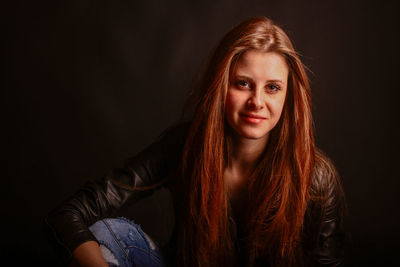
[{"left": 44, "top": 122, "right": 345, "bottom": 266}]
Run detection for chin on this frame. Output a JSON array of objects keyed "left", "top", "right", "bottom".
[{"left": 237, "top": 128, "right": 270, "bottom": 140}]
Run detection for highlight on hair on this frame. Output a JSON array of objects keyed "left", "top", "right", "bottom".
[{"left": 177, "top": 16, "right": 316, "bottom": 266}]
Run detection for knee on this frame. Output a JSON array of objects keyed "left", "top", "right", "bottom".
[
  {"left": 89, "top": 217, "right": 163, "bottom": 266},
  {"left": 91, "top": 218, "right": 156, "bottom": 250},
  {"left": 98, "top": 244, "right": 120, "bottom": 266}
]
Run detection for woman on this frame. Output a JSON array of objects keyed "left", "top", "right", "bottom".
[{"left": 45, "top": 16, "right": 345, "bottom": 266}]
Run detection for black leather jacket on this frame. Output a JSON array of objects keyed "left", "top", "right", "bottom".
[{"left": 44, "top": 122, "right": 345, "bottom": 266}]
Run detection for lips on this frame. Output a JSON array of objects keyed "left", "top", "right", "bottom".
[
  {"left": 241, "top": 113, "right": 266, "bottom": 119},
  {"left": 240, "top": 113, "right": 266, "bottom": 124}
]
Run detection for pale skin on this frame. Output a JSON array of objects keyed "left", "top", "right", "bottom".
[
  {"left": 224, "top": 50, "right": 288, "bottom": 208},
  {"left": 70, "top": 50, "right": 289, "bottom": 266},
  {"left": 70, "top": 241, "right": 108, "bottom": 267}
]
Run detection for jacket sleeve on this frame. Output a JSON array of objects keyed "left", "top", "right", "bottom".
[
  {"left": 43, "top": 122, "right": 188, "bottom": 260},
  {"left": 304, "top": 149, "right": 346, "bottom": 267}
]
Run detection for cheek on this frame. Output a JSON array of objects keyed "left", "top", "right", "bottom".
[
  {"left": 268, "top": 97, "right": 286, "bottom": 118},
  {"left": 225, "top": 92, "right": 237, "bottom": 117}
]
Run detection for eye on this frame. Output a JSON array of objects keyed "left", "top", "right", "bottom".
[
  {"left": 266, "top": 83, "right": 281, "bottom": 93},
  {"left": 234, "top": 80, "right": 250, "bottom": 89}
]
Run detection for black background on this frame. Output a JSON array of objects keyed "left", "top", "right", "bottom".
[{"left": 4, "top": 0, "right": 400, "bottom": 266}]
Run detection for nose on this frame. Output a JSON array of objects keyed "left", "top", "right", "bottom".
[{"left": 247, "top": 88, "right": 264, "bottom": 110}]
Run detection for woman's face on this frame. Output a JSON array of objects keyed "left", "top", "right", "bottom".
[{"left": 225, "top": 50, "right": 288, "bottom": 142}]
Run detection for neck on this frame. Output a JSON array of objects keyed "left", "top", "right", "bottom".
[
  {"left": 224, "top": 133, "right": 269, "bottom": 212},
  {"left": 226, "top": 133, "right": 269, "bottom": 177}
]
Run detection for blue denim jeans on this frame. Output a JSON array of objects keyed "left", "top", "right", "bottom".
[{"left": 89, "top": 217, "right": 164, "bottom": 267}]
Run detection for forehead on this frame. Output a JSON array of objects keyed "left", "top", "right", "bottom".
[{"left": 232, "top": 50, "right": 289, "bottom": 81}]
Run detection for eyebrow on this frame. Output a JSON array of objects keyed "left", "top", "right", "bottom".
[{"left": 233, "top": 75, "right": 285, "bottom": 85}]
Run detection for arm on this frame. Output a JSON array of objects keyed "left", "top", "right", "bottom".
[
  {"left": 69, "top": 241, "right": 109, "bottom": 267},
  {"left": 44, "top": 122, "right": 189, "bottom": 264},
  {"left": 304, "top": 149, "right": 346, "bottom": 266}
]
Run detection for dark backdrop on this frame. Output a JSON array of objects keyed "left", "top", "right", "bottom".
[{"left": 5, "top": 0, "right": 399, "bottom": 266}]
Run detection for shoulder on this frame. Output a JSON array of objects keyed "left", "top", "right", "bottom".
[
  {"left": 125, "top": 120, "right": 190, "bottom": 164},
  {"left": 122, "top": 121, "right": 191, "bottom": 185},
  {"left": 311, "top": 149, "right": 341, "bottom": 197},
  {"left": 304, "top": 149, "right": 346, "bottom": 265},
  {"left": 310, "top": 148, "right": 345, "bottom": 218},
  {"left": 159, "top": 120, "right": 191, "bottom": 144}
]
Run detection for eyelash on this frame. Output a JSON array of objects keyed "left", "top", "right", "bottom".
[
  {"left": 235, "top": 80, "right": 250, "bottom": 88},
  {"left": 267, "top": 83, "right": 281, "bottom": 92},
  {"left": 234, "top": 80, "right": 281, "bottom": 92}
]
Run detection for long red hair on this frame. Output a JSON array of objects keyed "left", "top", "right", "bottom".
[{"left": 177, "top": 16, "right": 315, "bottom": 266}]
